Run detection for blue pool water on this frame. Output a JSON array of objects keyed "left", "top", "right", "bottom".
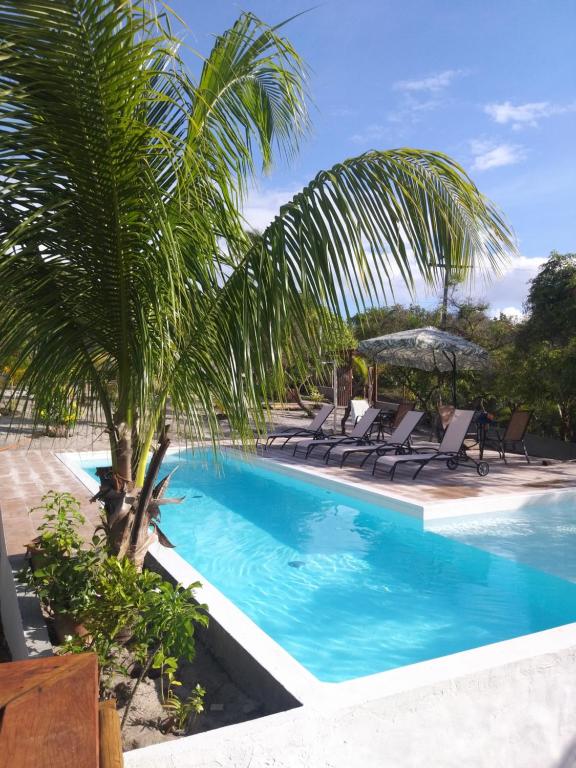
[
  {"left": 429, "top": 499, "right": 576, "bottom": 584},
  {"left": 83, "top": 451, "right": 576, "bottom": 683}
]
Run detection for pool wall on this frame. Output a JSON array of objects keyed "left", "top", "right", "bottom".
[
  {"left": 146, "top": 545, "right": 302, "bottom": 715},
  {"left": 123, "top": 634, "right": 576, "bottom": 768},
  {"left": 58, "top": 449, "right": 576, "bottom": 767}
]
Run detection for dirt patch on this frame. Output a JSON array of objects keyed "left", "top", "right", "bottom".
[{"left": 117, "top": 638, "right": 266, "bottom": 751}]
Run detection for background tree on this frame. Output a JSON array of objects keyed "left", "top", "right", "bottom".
[
  {"left": 0, "top": 1, "right": 515, "bottom": 565},
  {"left": 510, "top": 252, "right": 576, "bottom": 440}
]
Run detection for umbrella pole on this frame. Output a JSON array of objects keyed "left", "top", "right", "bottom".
[{"left": 451, "top": 355, "right": 457, "bottom": 407}]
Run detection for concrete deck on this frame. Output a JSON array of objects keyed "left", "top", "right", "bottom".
[
  {"left": 2, "top": 417, "right": 576, "bottom": 549},
  {"left": 0, "top": 448, "right": 103, "bottom": 556}
]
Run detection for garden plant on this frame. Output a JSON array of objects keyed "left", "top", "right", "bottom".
[{"left": 23, "top": 492, "right": 208, "bottom": 733}]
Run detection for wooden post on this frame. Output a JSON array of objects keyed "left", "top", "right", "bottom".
[{"left": 99, "top": 701, "right": 123, "bottom": 768}]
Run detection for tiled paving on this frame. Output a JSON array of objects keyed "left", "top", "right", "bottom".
[
  {"left": 260, "top": 441, "right": 576, "bottom": 504},
  {"left": 0, "top": 449, "right": 102, "bottom": 556}
]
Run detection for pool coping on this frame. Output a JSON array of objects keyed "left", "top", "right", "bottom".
[{"left": 56, "top": 448, "right": 576, "bottom": 712}]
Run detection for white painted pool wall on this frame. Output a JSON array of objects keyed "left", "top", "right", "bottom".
[{"left": 125, "top": 631, "right": 576, "bottom": 768}]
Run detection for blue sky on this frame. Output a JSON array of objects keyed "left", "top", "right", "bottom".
[{"left": 170, "top": 0, "right": 576, "bottom": 316}]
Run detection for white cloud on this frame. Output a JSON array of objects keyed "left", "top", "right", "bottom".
[
  {"left": 242, "top": 186, "right": 302, "bottom": 232},
  {"left": 393, "top": 69, "right": 468, "bottom": 93},
  {"left": 470, "top": 139, "right": 526, "bottom": 171},
  {"left": 384, "top": 254, "right": 543, "bottom": 318},
  {"left": 476, "top": 255, "right": 545, "bottom": 317},
  {"left": 350, "top": 123, "right": 389, "bottom": 145},
  {"left": 499, "top": 306, "right": 525, "bottom": 320},
  {"left": 484, "top": 100, "right": 576, "bottom": 129}
]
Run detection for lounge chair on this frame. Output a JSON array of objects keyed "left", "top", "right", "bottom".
[
  {"left": 373, "top": 409, "right": 490, "bottom": 480},
  {"left": 483, "top": 409, "right": 532, "bottom": 463},
  {"left": 390, "top": 401, "right": 415, "bottom": 430},
  {"left": 292, "top": 407, "right": 381, "bottom": 460},
  {"left": 326, "top": 410, "right": 425, "bottom": 467},
  {"left": 262, "top": 404, "right": 334, "bottom": 449}
]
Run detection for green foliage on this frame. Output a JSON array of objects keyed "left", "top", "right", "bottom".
[
  {"left": 0, "top": 0, "right": 515, "bottom": 488},
  {"left": 35, "top": 388, "right": 78, "bottom": 432},
  {"left": 352, "top": 356, "right": 369, "bottom": 386},
  {"left": 507, "top": 252, "right": 576, "bottom": 440},
  {"left": 520, "top": 252, "right": 576, "bottom": 347},
  {"left": 23, "top": 493, "right": 208, "bottom": 718},
  {"left": 350, "top": 304, "right": 440, "bottom": 340},
  {"left": 308, "top": 385, "right": 324, "bottom": 405},
  {"left": 162, "top": 684, "right": 206, "bottom": 734},
  {"left": 23, "top": 493, "right": 104, "bottom": 617}
]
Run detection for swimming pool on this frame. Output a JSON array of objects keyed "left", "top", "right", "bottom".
[
  {"left": 82, "top": 450, "right": 576, "bottom": 683},
  {"left": 429, "top": 497, "right": 576, "bottom": 584}
]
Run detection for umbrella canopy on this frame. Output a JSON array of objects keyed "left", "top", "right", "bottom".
[{"left": 357, "top": 326, "right": 489, "bottom": 404}]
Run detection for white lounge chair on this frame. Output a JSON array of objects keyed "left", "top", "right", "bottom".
[
  {"left": 373, "top": 409, "right": 490, "bottom": 480},
  {"left": 262, "top": 404, "right": 334, "bottom": 449},
  {"left": 292, "top": 407, "right": 381, "bottom": 460},
  {"left": 327, "top": 410, "right": 425, "bottom": 467}
]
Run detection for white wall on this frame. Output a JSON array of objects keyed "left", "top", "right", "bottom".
[
  {"left": 125, "top": 643, "right": 576, "bottom": 768},
  {"left": 0, "top": 511, "right": 52, "bottom": 660}
]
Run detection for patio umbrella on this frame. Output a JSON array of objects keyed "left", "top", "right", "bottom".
[{"left": 357, "top": 326, "right": 489, "bottom": 405}]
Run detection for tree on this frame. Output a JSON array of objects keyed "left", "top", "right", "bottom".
[
  {"left": 284, "top": 303, "right": 357, "bottom": 416},
  {"left": 520, "top": 251, "right": 576, "bottom": 347},
  {"left": 512, "top": 252, "right": 576, "bottom": 440},
  {"left": 0, "top": 1, "right": 515, "bottom": 565}
]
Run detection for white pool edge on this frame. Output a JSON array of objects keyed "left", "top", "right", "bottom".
[{"left": 56, "top": 448, "right": 576, "bottom": 714}]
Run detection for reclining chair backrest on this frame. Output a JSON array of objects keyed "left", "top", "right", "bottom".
[
  {"left": 391, "top": 401, "right": 415, "bottom": 430},
  {"left": 350, "top": 407, "right": 381, "bottom": 438},
  {"left": 504, "top": 409, "right": 532, "bottom": 442},
  {"left": 308, "top": 404, "right": 335, "bottom": 431},
  {"left": 388, "top": 410, "right": 424, "bottom": 444},
  {"left": 438, "top": 409, "right": 475, "bottom": 453}
]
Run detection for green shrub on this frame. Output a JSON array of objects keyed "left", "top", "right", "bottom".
[{"left": 22, "top": 491, "right": 208, "bottom": 730}]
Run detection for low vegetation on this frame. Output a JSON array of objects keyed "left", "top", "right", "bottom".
[{"left": 22, "top": 492, "right": 207, "bottom": 734}]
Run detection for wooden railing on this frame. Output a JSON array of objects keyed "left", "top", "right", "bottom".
[{"left": 0, "top": 653, "right": 122, "bottom": 768}]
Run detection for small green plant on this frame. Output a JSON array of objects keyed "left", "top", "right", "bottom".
[
  {"left": 23, "top": 492, "right": 104, "bottom": 618},
  {"left": 308, "top": 385, "right": 324, "bottom": 406},
  {"left": 23, "top": 491, "right": 208, "bottom": 731},
  {"left": 161, "top": 685, "right": 205, "bottom": 733},
  {"left": 35, "top": 388, "right": 78, "bottom": 435},
  {"left": 30, "top": 492, "right": 85, "bottom": 554}
]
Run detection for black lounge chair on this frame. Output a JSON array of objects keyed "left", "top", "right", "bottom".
[
  {"left": 292, "top": 407, "right": 381, "bottom": 460},
  {"left": 326, "top": 410, "right": 425, "bottom": 467},
  {"left": 261, "top": 404, "right": 335, "bottom": 449},
  {"left": 373, "top": 409, "right": 490, "bottom": 480},
  {"left": 484, "top": 409, "right": 532, "bottom": 464}
]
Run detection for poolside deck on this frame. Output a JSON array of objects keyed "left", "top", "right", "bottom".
[
  {"left": 2, "top": 409, "right": 576, "bottom": 553},
  {"left": 259, "top": 440, "right": 576, "bottom": 505},
  {"left": 3, "top": 418, "right": 576, "bottom": 767}
]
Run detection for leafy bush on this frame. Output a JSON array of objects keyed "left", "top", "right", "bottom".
[
  {"left": 35, "top": 388, "right": 78, "bottom": 434},
  {"left": 24, "top": 492, "right": 103, "bottom": 618},
  {"left": 22, "top": 491, "right": 208, "bottom": 729}
]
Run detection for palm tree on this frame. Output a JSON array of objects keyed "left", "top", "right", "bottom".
[{"left": 0, "top": 1, "right": 516, "bottom": 565}]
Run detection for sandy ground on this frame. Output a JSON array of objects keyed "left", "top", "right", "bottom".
[{"left": 118, "top": 640, "right": 265, "bottom": 752}]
